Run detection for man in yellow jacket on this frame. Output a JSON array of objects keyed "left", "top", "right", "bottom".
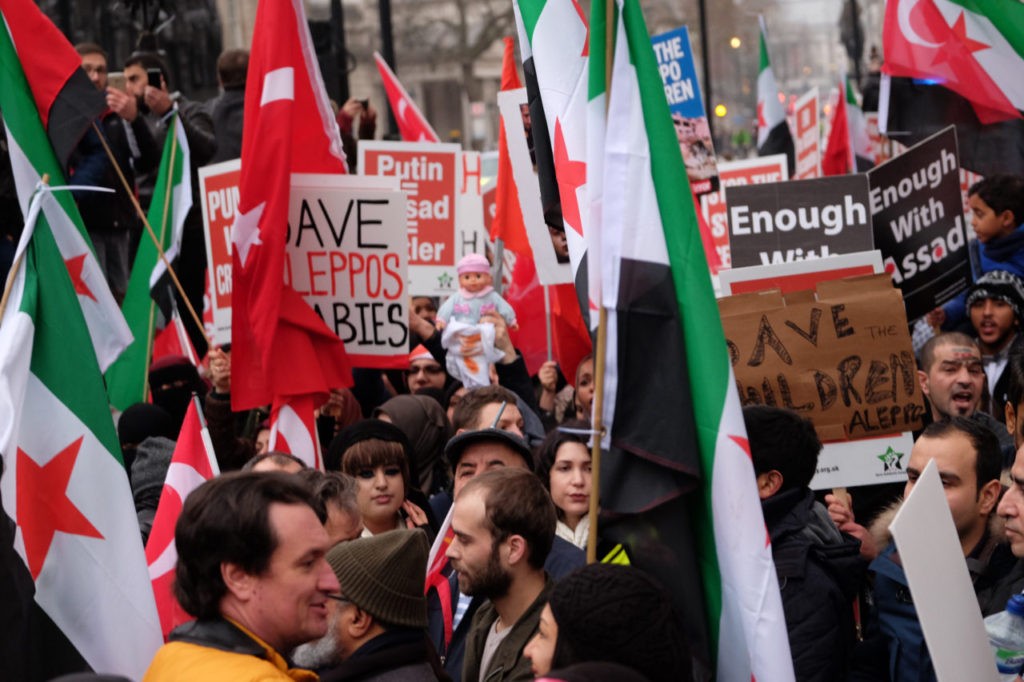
[{"left": 144, "top": 472, "right": 340, "bottom": 681}]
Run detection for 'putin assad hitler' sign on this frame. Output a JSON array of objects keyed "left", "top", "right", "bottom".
[{"left": 725, "top": 175, "right": 874, "bottom": 269}]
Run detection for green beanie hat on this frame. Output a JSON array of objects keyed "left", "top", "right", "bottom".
[{"left": 325, "top": 529, "right": 429, "bottom": 628}]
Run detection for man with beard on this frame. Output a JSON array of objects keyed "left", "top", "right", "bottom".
[
  {"left": 917, "top": 332, "right": 1015, "bottom": 462},
  {"left": 965, "top": 271, "right": 1024, "bottom": 424},
  {"left": 292, "top": 530, "right": 444, "bottom": 681},
  {"left": 447, "top": 467, "right": 555, "bottom": 682}
]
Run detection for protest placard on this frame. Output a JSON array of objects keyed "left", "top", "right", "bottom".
[
  {"left": 890, "top": 461, "right": 1001, "bottom": 682},
  {"left": 726, "top": 174, "right": 874, "bottom": 268},
  {"left": 497, "top": 87, "right": 573, "bottom": 285},
  {"left": 199, "top": 159, "right": 241, "bottom": 346},
  {"left": 867, "top": 126, "right": 970, "bottom": 321},
  {"left": 794, "top": 88, "right": 821, "bottom": 179},
  {"left": 651, "top": 26, "right": 719, "bottom": 195},
  {"left": 719, "top": 273, "right": 926, "bottom": 446},
  {"left": 286, "top": 174, "right": 408, "bottom": 368},
  {"left": 700, "top": 154, "right": 788, "bottom": 269},
  {"left": 456, "top": 150, "right": 489, "bottom": 260},
  {"left": 360, "top": 141, "right": 468, "bottom": 295}
]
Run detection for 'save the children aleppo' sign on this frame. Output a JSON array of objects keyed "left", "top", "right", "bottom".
[{"left": 718, "top": 273, "right": 926, "bottom": 441}]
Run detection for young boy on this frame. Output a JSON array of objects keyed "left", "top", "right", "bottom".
[{"left": 931, "top": 174, "right": 1024, "bottom": 329}]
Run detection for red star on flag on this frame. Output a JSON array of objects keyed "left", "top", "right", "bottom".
[
  {"left": 729, "top": 434, "right": 752, "bottom": 460},
  {"left": 757, "top": 101, "right": 766, "bottom": 129},
  {"left": 931, "top": 12, "right": 990, "bottom": 72},
  {"left": 553, "top": 119, "right": 586, "bottom": 237},
  {"left": 64, "top": 253, "right": 96, "bottom": 302},
  {"left": 570, "top": 0, "right": 589, "bottom": 57},
  {"left": 16, "top": 437, "right": 104, "bottom": 579}
]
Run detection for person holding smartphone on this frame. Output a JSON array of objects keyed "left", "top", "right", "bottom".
[{"left": 120, "top": 52, "right": 217, "bottom": 356}]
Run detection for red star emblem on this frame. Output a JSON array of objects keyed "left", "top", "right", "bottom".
[
  {"left": 16, "top": 437, "right": 104, "bottom": 579},
  {"left": 757, "top": 101, "right": 766, "bottom": 129},
  {"left": 553, "top": 119, "right": 586, "bottom": 238},
  {"left": 570, "top": 0, "right": 589, "bottom": 57},
  {"left": 64, "top": 254, "right": 96, "bottom": 302},
  {"left": 931, "top": 12, "right": 989, "bottom": 71},
  {"left": 729, "top": 434, "right": 751, "bottom": 459}
]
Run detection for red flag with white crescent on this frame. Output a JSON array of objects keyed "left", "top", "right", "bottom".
[{"left": 373, "top": 52, "right": 441, "bottom": 143}]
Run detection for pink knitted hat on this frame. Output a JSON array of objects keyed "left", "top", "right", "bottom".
[{"left": 457, "top": 253, "right": 490, "bottom": 274}]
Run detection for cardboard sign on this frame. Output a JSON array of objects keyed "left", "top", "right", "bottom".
[
  {"left": 360, "top": 141, "right": 467, "bottom": 295},
  {"left": 794, "top": 88, "right": 821, "bottom": 180},
  {"left": 726, "top": 175, "right": 874, "bottom": 268},
  {"left": 286, "top": 174, "right": 408, "bottom": 368},
  {"left": 867, "top": 126, "right": 970, "bottom": 321},
  {"left": 651, "top": 26, "right": 719, "bottom": 195},
  {"left": 890, "top": 460, "right": 1001, "bottom": 682},
  {"left": 497, "top": 87, "right": 573, "bottom": 285},
  {"left": 719, "top": 273, "right": 926, "bottom": 442},
  {"left": 700, "top": 154, "right": 788, "bottom": 270},
  {"left": 199, "top": 159, "right": 241, "bottom": 346}
]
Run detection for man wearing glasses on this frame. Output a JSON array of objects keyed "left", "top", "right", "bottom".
[
  {"left": 292, "top": 529, "right": 443, "bottom": 680},
  {"left": 143, "top": 472, "right": 339, "bottom": 681}
]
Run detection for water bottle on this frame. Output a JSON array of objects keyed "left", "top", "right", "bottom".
[{"left": 985, "top": 593, "right": 1024, "bottom": 680}]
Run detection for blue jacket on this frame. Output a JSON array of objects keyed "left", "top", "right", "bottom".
[{"left": 943, "top": 222, "right": 1024, "bottom": 327}]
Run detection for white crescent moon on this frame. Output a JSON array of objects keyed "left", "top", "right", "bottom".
[
  {"left": 147, "top": 462, "right": 208, "bottom": 579},
  {"left": 898, "top": 0, "right": 941, "bottom": 49},
  {"left": 397, "top": 98, "right": 409, "bottom": 124}
]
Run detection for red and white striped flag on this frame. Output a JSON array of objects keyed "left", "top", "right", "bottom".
[
  {"left": 145, "top": 396, "right": 218, "bottom": 639},
  {"left": 269, "top": 394, "right": 322, "bottom": 469}
]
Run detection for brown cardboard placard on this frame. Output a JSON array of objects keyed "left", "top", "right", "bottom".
[{"left": 719, "top": 273, "right": 926, "bottom": 442}]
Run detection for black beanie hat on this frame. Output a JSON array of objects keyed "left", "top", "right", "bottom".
[
  {"left": 325, "top": 419, "right": 414, "bottom": 473},
  {"left": 547, "top": 564, "right": 692, "bottom": 682},
  {"left": 118, "top": 403, "right": 177, "bottom": 447},
  {"left": 326, "top": 529, "right": 429, "bottom": 628}
]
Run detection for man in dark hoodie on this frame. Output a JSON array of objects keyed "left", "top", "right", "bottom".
[{"left": 743, "top": 405, "right": 865, "bottom": 682}]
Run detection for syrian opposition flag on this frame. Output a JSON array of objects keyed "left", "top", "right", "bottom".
[
  {"left": 0, "top": 0, "right": 104, "bottom": 172},
  {"left": 514, "top": 0, "right": 598, "bottom": 329},
  {"left": 268, "top": 394, "right": 323, "bottom": 469},
  {"left": 0, "top": 17, "right": 162, "bottom": 679},
  {"left": 883, "top": 0, "right": 1024, "bottom": 124},
  {"left": 756, "top": 16, "right": 795, "bottom": 176},
  {"left": 374, "top": 52, "right": 441, "bottom": 143},
  {"left": 146, "top": 396, "right": 218, "bottom": 639},
  {"left": 106, "top": 115, "right": 191, "bottom": 410},
  {"left": 593, "top": 0, "right": 793, "bottom": 678},
  {"left": 231, "top": 0, "right": 353, "bottom": 413}
]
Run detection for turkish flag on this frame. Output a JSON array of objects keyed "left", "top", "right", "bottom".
[
  {"left": 146, "top": 398, "right": 219, "bottom": 639},
  {"left": 269, "top": 394, "right": 322, "bottom": 470},
  {"left": 882, "top": 0, "right": 1019, "bottom": 124},
  {"left": 231, "top": 0, "right": 353, "bottom": 411},
  {"left": 374, "top": 52, "right": 441, "bottom": 143}
]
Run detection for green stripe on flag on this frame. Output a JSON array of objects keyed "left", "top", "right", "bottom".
[
  {"left": 587, "top": 0, "right": 612, "bottom": 101},
  {"left": 759, "top": 24, "right": 771, "bottom": 71},
  {"left": 944, "top": 0, "right": 1024, "bottom": 59},
  {"left": 620, "top": 0, "right": 727, "bottom": 638},
  {"left": 0, "top": 19, "right": 120, "bottom": 459},
  {"left": 516, "top": 0, "right": 545, "bottom": 47},
  {"left": 106, "top": 116, "right": 184, "bottom": 410}
]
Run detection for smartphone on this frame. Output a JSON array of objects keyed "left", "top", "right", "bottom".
[
  {"left": 147, "top": 68, "right": 162, "bottom": 89},
  {"left": 360, "top": 98, "right": 370, "bottom": 108},
  {"left": 107, "top": 71, "right": 126, "bottom": 92}
]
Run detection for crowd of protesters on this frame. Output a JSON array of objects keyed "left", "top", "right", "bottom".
[{"left": 3, "top": 37, "right": 1024, "bottom": 682}]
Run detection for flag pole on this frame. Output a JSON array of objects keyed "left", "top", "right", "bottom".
[
  {"left": 0, "top": 172, "right": 50, "bottom": 322},
  {"left": 90, "top": 120, "right": 211, "bottom": 348},
  {"left": 586, "top": 0, "right": 615, "bottom": 565},
  {"left": 543, "top": 284, "right": 553, "bottom": 361}
]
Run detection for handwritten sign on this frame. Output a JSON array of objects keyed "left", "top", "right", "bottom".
[
  {"left": 286, "top": 174, "right": 408, "bottom": 368},
  {"left": 199, "top": 159, "right": 241, "bottom": 346},
  {"left": 719, "top": 273, "right": 926, "bottom": 442}
]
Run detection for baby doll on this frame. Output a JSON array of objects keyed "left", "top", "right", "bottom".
[
  {"left": 436, "top": 253, "right": 518, "bottom": 331},
  {"left": 436, "top": 253, "right": 518, "bottom": 388}
]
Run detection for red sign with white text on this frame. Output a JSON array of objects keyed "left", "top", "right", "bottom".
[
  {"left": 699, "top": 154, "right": 789, "bottom": 270},
  {"left": 199, "top": 159, "right": 241, "bottom": 346},
  {"left": 794, "top": 88, "right": 821, "bottom": 180}
]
